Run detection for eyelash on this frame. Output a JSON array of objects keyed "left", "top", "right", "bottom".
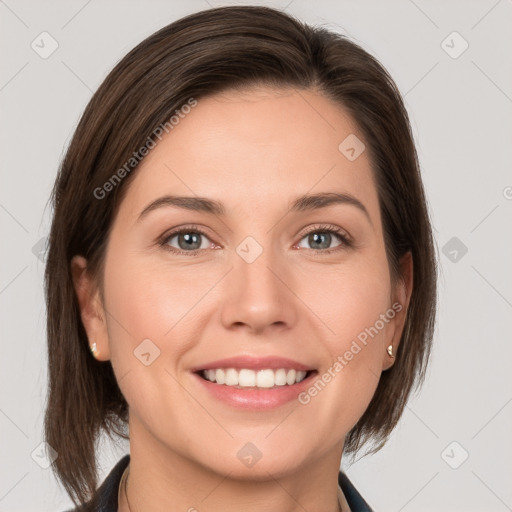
[{"left": 159, "top": 223, "right": 353, "bottom": 256}]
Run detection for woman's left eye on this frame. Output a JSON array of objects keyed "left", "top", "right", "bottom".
[
  {"left": 295, "top": 225, "right": 352, "bottom": 253},
  {"left": 160, "top": 224, "right": 351, "bottom": 256}
]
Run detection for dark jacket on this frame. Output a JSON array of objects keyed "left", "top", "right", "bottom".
[{"left": 66, "top": 454, "right": 374, "bottom": 511}]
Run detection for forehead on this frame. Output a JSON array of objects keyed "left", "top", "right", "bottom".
[{"left": 117, "top": 86, "right": 380, "bottom": 223}]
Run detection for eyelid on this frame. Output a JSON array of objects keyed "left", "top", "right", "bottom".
[
  {"left": 298, "top": 223, "right": 352, "bottom": 242},
  {"left": 158, "top": 224, "right": 217, "bottom": 255},
  {"left": 158, "top": 222, "right": 353, "bottom": 256},
  {"left": 294, "top": 223, "right": 353, "bottom": 252}
]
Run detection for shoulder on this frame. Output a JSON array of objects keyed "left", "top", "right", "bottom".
[
  {"left": 338, "top": 470, "right": 375, "bottom": 512},
  {"left": 63, "top": 454, "right": 130, "bottom": 512}
]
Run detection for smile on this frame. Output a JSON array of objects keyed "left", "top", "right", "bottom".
[{"left": 199, "top": 368, "right": 312, "bottom": 388}]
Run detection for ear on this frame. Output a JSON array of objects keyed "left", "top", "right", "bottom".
[
  {"left": 70, "top": 255, "right": 111, "bottom": 361},
  {"left": 381, "top": 251, "right": 413, "bottom": 371}
]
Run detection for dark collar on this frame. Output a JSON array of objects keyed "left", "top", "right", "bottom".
[
  {"left": 338, "top": 469, "right": 375, "bottom": 511},
  {"left": 66, "top": 454, "right": 374, "bottom": 511}
]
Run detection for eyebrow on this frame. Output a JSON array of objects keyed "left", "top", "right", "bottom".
[{"left": 137, "top": 192, "right": 371, "bottom": 225}]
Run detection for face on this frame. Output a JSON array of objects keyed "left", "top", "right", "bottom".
[{"left": 72, "top": 86, "right": 411, "bottom": 479}]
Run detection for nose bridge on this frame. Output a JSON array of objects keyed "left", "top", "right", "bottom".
[{"left": 220, "top": 234, "right": 296, "bottom": 333}]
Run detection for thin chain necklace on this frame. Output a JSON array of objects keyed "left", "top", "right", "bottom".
[
  {"left": 118, "top": 466, "right": 343, "bottom": 511},
  {"left": 119, "top": 465, "right": 133, "bottom": 511}
]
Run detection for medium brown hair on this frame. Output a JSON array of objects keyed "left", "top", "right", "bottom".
[{"left": 44, "top": 5, "right": 437, "bottom": 507}]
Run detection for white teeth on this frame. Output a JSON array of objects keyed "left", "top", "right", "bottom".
[
  {"left": 225, "top": 368, "right": 238, "bottom": 386},
  {"left": 202, "top": 368, "right": 309, "bottom": 387},
  {"left": 286, "top": 369, "right": 297, "bottom": 385},
  {"left": 274, "top": 368, "right": 287, "bottom": 386},
  {"left": 256, "top": 369, "right": 274, "bottom": 388},
  {"left": 239, "top": 369, "right": 256, "bottom": 387},
  {"left": 215, "top": 369, "right": 226, "bottom": 385}
]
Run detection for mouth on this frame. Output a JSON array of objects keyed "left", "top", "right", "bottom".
[
  {"left": 190, "top": 355, "right": 318, "bottom": 409},
  {"left": 195, "top": 368, "right": 318, "bottom": 389}
]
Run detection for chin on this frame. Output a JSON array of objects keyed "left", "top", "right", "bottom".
[{"left": 191, "top": 440, "right": 311, "bottom": 481}]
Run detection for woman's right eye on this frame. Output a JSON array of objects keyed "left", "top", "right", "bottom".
[{"left": 161, "top": 226, "right": 213, "bottom": 256}]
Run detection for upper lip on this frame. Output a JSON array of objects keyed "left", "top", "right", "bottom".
[{"left": 191, "top": 356, "right": 315, "bottom": 372}]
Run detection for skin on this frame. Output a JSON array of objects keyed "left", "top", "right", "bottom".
[{"left": 72, "top": 86, "right": 413, "bottom": 512}]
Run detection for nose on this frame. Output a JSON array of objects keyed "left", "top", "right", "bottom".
[{"left": 219, "top": 241, "right": 298, "bottom": 335}]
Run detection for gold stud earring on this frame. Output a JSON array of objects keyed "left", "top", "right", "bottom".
[
  {"left": 90, "top": 342, "right": 99, "bottom": 358},
  {"left": 387, "top": 345, "right": 395, "bottom": 358}
]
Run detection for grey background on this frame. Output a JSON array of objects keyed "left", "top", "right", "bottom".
[{"left": 1, "top": 0, "right": 511, "bottom": 510}]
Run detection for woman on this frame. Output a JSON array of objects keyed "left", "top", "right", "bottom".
[{"left": 45, "top": 6, "right": 437, "bottom": 511}]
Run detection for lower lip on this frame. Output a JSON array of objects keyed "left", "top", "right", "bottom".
[{"left": 192, "top": 371, "right": 317, "bottom": 410}]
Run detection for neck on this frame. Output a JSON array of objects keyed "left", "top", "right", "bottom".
[{"left": 119, "top": 416, "right": 347, "bottom": 512}]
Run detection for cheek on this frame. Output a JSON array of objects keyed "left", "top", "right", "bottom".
[
  {"left": 102, "top": 249, "right": 213, "bottom": 368},
  {"left": 298, "top": 254, "right": 392, "bottom": 409},
  {"left": 101, "top": 253, "right": 209, "bottom": 417},
  {"left": 298, "top": 255, "right": 393, "bottom": 349}
]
